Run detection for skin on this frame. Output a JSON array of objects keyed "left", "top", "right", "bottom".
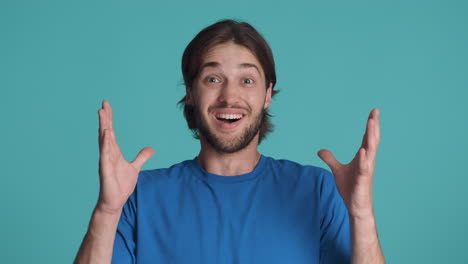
[
  {"left": 75, "top": 42, "right": 384, "bottom": 263},
  {"left": 186, "top": 42, "right": 272, "bottom": 176},
  {"left": 318, "top": 108, "right": 385, "bottom": 263},
  {"left": 74, "top": 101, "right": 154, "bottom": 263}
]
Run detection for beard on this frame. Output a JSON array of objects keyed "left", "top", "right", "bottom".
[{"left": 195, "top": 105, "right": 264, "bottom": 153}]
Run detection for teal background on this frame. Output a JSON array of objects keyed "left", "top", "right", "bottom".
[{"left": 1, "top": 0, "right": 467, "bottom": 263}]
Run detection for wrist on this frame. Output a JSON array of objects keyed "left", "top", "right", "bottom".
[
  {"left": 347, "top": 197, "right": 374, "bottom": 220},
  {"left": 88, "top": 207, "right": 122, "bottom": 238},
  {"left": 350, "top": 213, "right": 377, "bottom": 229},
  {"left": 349, "top": 208, "right": 375, "bottom": 221},
  {"left": 95, "top": 201, "right": 124, "bottom": 217}
]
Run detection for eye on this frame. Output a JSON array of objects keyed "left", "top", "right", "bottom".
[
  {"left": 207, "top": 76, "right": 220, "bottom": 83},
  {"left": 243, "top": 78, "right": 254, "bottom": 84}
]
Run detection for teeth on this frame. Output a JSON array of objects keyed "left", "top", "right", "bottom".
[{"left": 216, "top": 114, "right": 243, "bottom": 120}]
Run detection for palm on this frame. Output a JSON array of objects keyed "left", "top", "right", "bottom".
[
  {"left": 97, "top": 100, "right": 154, "bottom": 214},
  {"left": 318, "top": 109, "right": 380, "bottom": 217}
]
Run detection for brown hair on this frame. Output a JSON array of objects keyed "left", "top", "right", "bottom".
[{"left": 178, "top": 19, "right": 279, "bottom": 144}]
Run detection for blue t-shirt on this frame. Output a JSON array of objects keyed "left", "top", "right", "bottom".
[{"left": 112, "top": 155, "right": 351, "bottom": 264}]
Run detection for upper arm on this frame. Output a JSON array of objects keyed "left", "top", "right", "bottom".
[
  {"left": 319, "top": 169, "right": 351, "bottom": 264},
  {"left": 111, "top": 193, "right": 137, "bottom": 264}
]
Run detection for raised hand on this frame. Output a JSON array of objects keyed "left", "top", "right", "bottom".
[
  {"left": 97, "top": 100, "right": 154, "bottom": 215},
  {"left": 318, "top": 109, "right": 380, "bottom": 218}
]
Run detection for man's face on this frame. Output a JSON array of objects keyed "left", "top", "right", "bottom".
[{"left": 187, "top": 42, "right": 272, "bottom": 153}]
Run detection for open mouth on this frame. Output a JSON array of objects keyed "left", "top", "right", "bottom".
[{"left": 215, "top": 114, "right": 243, "bottom": 124}]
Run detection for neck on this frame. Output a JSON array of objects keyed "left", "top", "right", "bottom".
[{"left": 197, "top": 135, "right": 261, "bottom": 176}]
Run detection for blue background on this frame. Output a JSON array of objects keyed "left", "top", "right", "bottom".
[{"left": 1, "top": 0, "right": 467, "bottom": 263}]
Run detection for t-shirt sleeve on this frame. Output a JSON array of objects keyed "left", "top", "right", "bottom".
[
  {"left": 111, "top": 192, "right": 137, "bottom": 264},
  {"left": 319, "top": 169, "right": 351, "bottom": 264}
]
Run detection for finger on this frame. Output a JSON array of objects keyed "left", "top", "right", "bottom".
[
  {"left": 358, "top": 147, "right": 370, "bottom": 174},
  {"left": 99, "top": 103, "right": 106, "bottom": 129},
  {"left": 360, "top": 110, "right": 374, "bottom": 149},
  {"left": 317, "top": 149, "right": 341, "bottom": 171},
  {"left": 108, "top": 128, "right": 123, "bottom": 158},
  {"left": 131, "top": 147, "right": 155, "bottom": 170},
  {"left": 374, "top": 108, "right": 380, "bottom": 145},
  {"left": 361, "top": 108, "right": 378, "bottom": 152},
  {"left": 360, "top": 128, "right": 368, "bottom": 150},
  {"left": 100, "top": 128, "right": 110, "bottom": 157},
  {"left": 366, "top": 118, "right": 378, "bottom": 159},
  {"left": 98, "top": 108, "right": 107, "bottom": 144},
  {"left": 103, "top": 100, "right": 113, "bottom": 129},
  {"left": 107, "top": 100, "right": 113, "bottom": 129},
  {"left": 369, "top": 108, "right": 376, "bottom": 119}
]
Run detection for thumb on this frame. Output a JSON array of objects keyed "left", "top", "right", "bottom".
[
  {"left": 132, "top": 147, "right": 155, "bottom": 170},
  {"left": 317, "top": 149, "right": 341, "bottom": 171}
]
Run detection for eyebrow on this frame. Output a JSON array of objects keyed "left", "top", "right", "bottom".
[{"left": 199, "top": 61, "right": 261, "bottom": 75}]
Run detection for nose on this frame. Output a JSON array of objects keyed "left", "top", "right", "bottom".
[{"left": 217, "top": 80, "right": 240, "bottom": 106}]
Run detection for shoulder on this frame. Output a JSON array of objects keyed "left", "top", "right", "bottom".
[
  {"left": 263, "top": 156, "right": 333, "bottom": 183},
  {"left": 136, "top": 159, "right": 197, "bottom": 187}
]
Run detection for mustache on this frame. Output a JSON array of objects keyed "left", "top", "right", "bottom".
[{"left": 208, "top": 103, "right": 250, "bottom": 113}]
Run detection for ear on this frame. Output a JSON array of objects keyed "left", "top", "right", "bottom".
[
  {"left": 185, "top": 87, "right": 193, "bottom": 105},
  {"left": 264, "top": 83, "right": 273, "bottom": 109}
]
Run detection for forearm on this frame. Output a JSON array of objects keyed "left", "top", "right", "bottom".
[
  {"left": 350, "top": 213, "right": 385, "bottom": 264},
  {"left": 74, "top": 207, "right": 122, "bottom": 264}
]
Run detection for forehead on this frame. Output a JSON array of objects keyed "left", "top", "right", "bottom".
[{"left": 201, "top": 42, "right": 263, "bottom": 74}]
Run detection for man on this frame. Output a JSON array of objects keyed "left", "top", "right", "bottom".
[{"left": 75, "top": 20, "right": 385, "bottom": 263}]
